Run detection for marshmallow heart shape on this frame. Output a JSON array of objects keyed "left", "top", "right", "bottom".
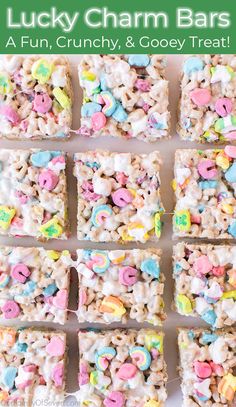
[
  {"left": 46, "top": 336, "right": 65, "bottom": 356},
  {"left": 190, "top": 88, "right": 211, "bottom": 106},
  {"left": 52, "top": 289, "right": 68, "bottom": 310}
]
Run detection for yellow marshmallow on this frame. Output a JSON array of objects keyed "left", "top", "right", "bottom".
[
  {"left": 177, "top": 294, "right": 193, "bottom": 314},
  {"left": 39, "top": 217, "right": 63, "bottom": 239},
  {"left": 53, "top": 87, "right": 71, "bottom": 109},
  {"left": 144, "top": 401, "right": 160, "bottom": 407},
  {"left": 31, "top": 58, "right": 53, "bottom": 85},
  {"left": 0, "top": 206, "right": 16, "bottom": 230}
]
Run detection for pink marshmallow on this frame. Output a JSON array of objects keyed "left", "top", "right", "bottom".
[
  {"left": 91, "top": 112, "right": 107, "bottom": 131},
  {"left": 1, "top": 300, "right": 20, "bottom": 319},
  {"left": 46, "top": 336, "right": 65, "bottom": 356},
  {"left": 52, "top": 289, "right": 68, "bottom": 310},
  {"left": 193, "top": 255, "right": 213, "bottom": 275},
  {"left": 119, "top": 266, "right": 138, "bottom": 286},
  {"left": 79, "top": 362, "right": 89, "bottom": 386},
  {"left": 209, "top": 361, "right": 224, "bottom": 376},
  {"left": 194, "top": 361, "right": 212, "bottom": 379},
  {"left": 33, "top": 93, "right": 52, "bottom": 114},
  {"left": 104, "top": 391, "right": 125, "bottom": 407},
  {"left": 17, "top": 380, "right": 33, "bottom": 390},
  {"left": 15, "top": 191, "right": 28, "bottom": 204},
  {"left": 11, "top": 263, "right": 31, "bottom": 283},
  {"left": 225, "top": 131, "right": 236, "bottom": 140},
  {"left": 135, "top": 79, "right": 151, "bottom": 92},
  {"left": 212, "top": 266, "right": 225, "bottom": 277},
  {"left": 215, "top": 98, "right": 232, "bottom": 117},
  {"left": 198, "top": 159, "right": 217, "bottom": 180},
  {"left": 23, "top": 364, "right": 37, "bottom": 373},
  {"left": 0, "top": 105, "right": 20, "bottom": 125},
  {"left": 116, "top": 173, "right": 128, "bottom": 186},
  {"left": 51, "top": 363, "right": 64, "bottom": 387},
  {"left": 190, "top": 88, "right": 211, "bottom": 106},
  {"left": 112, "top": 188, "right": 133, "bottom": 207},
  {"left": 117, "top": 363, "right": 137, "bottom": 380},
  {"left": 38, "top": 170, "right": 59, "bottom": 191},
  {"left": 225, "top": 145, "right": 236, "bottom": 159}
]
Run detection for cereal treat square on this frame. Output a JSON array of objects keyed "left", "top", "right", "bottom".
[
  {"left": 0, "top": 326, "right": 66, "bottom": 405},
  {"left": 77, "top": 248, "right": 165, "bottom": 325},
  {"left": 78, "top": 329, "right": 167, "bottom": 407},
  {"left": 173, "top": 147, "right": 236, "bottom": 239},
  {"left": 0, "top": 246, "right": 71, "bottom": 324},
  {"left": 78, "top": 54, "right": 170, "bottom": 142},
  {"left": 0, "top": 149, "right": 69, "bottom": 240},
  {"left": 173, "top": 243, "right": 236, "bottom": 328},
  {"left": 0, "top": 55, "right": 73, "bottom": 140},
  {"left": 178, "top": 54, "right": 236, "bottom": 143},
  {"left": 73, "top": 150, "right": 163, "bottom": 243},
  {"left": 178, "top": 328, "right": 236, "bottom": 406}
]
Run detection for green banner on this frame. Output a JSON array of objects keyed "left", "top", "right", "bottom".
[{"left": 0, "top": 0, "right": 235, "bottom": 53}]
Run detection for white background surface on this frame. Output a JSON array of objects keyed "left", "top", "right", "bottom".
[{"left": 0, "top": 54, "right": 212, "bottom": 406}]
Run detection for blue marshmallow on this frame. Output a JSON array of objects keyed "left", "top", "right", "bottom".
[
  {"left": 201, "top": 309, "right": 217, "bottom": 326},
  {"left": 51, "top": 151, "right": 62, "bottom": 158},
  {"left": 22, "top": 281, "right": 36, "bottom": 296},
  {"left": 112, "top": 103, "right": 128, "bottom": 123},
  {"left": 197, "top": 394, "right": 210, "bottom": 402},
  {"left": 100, "top": 75, "right": 107, "bottom": 91},
  {"left": 81, "top": 102, "right": 102, "bottom": 118},
  {"left": 174, "top": 263, "right": 182, "bottom": 274},
  {"left": 184, "top": 57, "right": 204, "bottom": 76},
  {"left": 199, "top": 180, "right": 218, "bottom": 190},
  {"left": 201, "top": 332, "right": 218, "bottom": 344},
  {"left": 141, "top": 258, "right": 160, "bottom": 279},
  {"left": 16, "top": 341, "right": 28, "bottom": 353},
  {"left": 228, "top": 221, "right": 236, "bottom": 238},
  {"left": 187, "top": 330, "right": 195, "bottom": 340},
  {"left": 1, "top": 366, "right": 17, "bottom": 389},
  {"left": 43, "top": 283, "right": 58, "bottom": 297},
  {"left": 128, "top": 55, "right": 150, "bottom": 67},
  {"left": 225, "top": 162, "right": 236, "bottom": 183},
  {"left": 31, "top": 151, "right": 52, "bottom": 167}
]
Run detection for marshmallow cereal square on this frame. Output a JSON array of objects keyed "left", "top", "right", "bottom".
[
  {"left": 0, "top": 55, "right": 73, "bottom": 140},
  {"left": 173, "top": 147, "right": 236, "bottom": 239},
  {"left": 0, "top": 246, "right": 71, "bottom": 324},
  {"left": 0, "top": 326, "right": 67, "bottom": 404},
  {"left": 173, "top": 243, "right": 236, "bottom": 328},
  {"left": 78, "top": 328, "right": 167, "bottom": 406},
  {"left": 178, "top": 54, "right": 236, "bottom": 143},
  {"left": 73, "top": 150, "right": 163, "bottom": 243},
  {"left": 0, "top": 149, "right": 69, "bottom": 240},
  {"left": 77, "top": 248, "right": 165, "bottom": 325},
  {"left": 78, "top": 54, "right": 170, "bottom": 142},
  {"left": 178, "top": 328, "right": 236, "bottom": 406}
]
